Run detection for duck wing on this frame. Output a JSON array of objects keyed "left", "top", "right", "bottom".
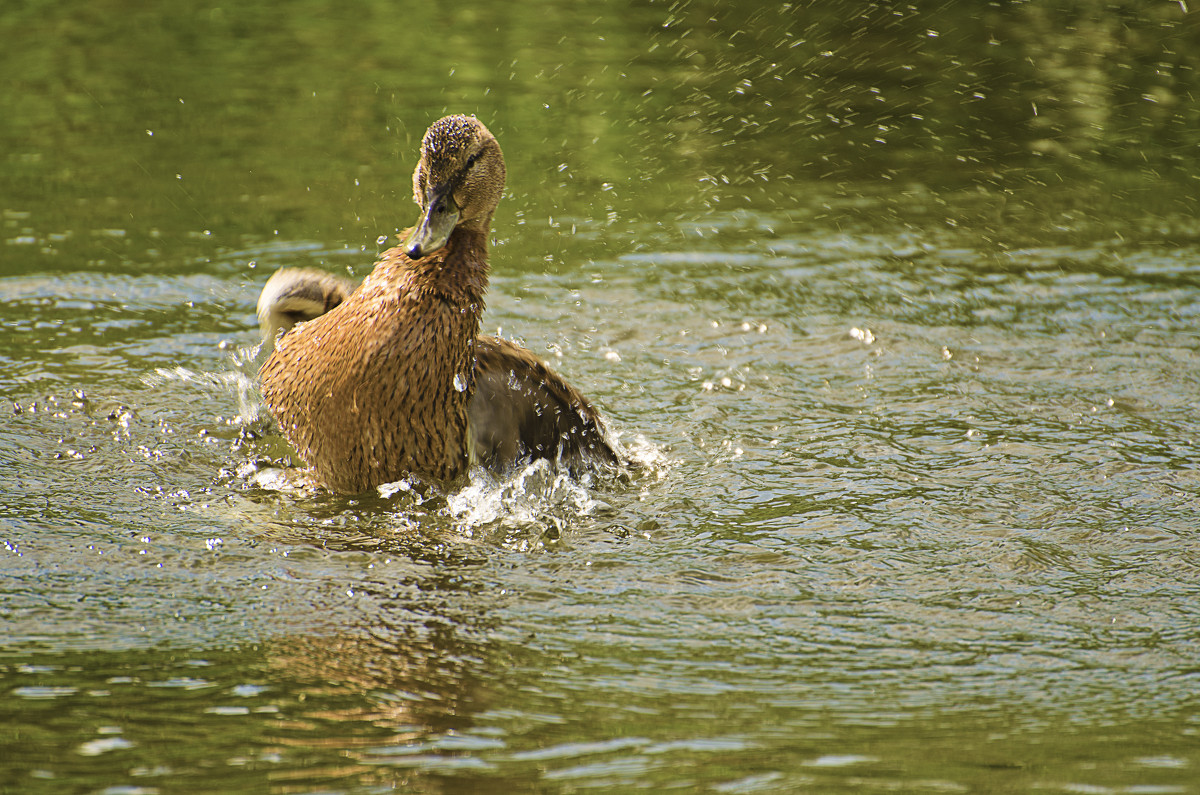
[
  {"left": 471, "top": 335, "right": 621, "bottom": 473},
  {"left": 257, "top": 267, "right": 356, "bottom": 347}
]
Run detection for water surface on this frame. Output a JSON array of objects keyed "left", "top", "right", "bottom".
[{"left": 3, "top": 1, "right": 1200, "bottom": 792}]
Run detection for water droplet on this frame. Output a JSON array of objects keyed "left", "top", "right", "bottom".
[
  {"left": 850, "top": 327, "right": 875, "bottom": 345},
  {"left": 453, "top": 373, "right": 467, "bottom": 393}
]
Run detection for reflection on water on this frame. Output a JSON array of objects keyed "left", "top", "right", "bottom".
[{"left": 4, "top": 0, "right": 1200, "bottom": 791}]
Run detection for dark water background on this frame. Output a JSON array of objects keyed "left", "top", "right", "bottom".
[{"left": 4, "top": 1, "right": 1200, "bottom": 792}]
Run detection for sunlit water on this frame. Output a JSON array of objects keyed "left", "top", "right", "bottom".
[
  {"left": 6, "top": 202, "right": 1200, "bottom": 792},
  {"left": 5, "top": 1, "right": 1200, "bottom": 792}
]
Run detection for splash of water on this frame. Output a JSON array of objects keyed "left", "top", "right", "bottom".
[{"left": 145, "top": 341, "right": 268, "bottom": 427}]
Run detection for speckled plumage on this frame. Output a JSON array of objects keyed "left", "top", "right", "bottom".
[
  {"left": 257, "top": 115, "right": 620, "bottom": 493},
  {"left": 259, "top": 229, "right": 488, "bottom": 492}
]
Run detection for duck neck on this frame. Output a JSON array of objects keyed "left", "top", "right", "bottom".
[
  {"left": 404, "top": 225, "right": 490, "bottom": 316},
  {"left": 441, "top": 225, "right": 489, "bottom": 317}
]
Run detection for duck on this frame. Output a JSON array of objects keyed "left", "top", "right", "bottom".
[{"left": 257, "top": 115, "right": 622, "bottom": 494}]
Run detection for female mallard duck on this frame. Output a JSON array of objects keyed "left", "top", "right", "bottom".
[{"left": 257, "top": 115, "right": 621, "bottom": 493}]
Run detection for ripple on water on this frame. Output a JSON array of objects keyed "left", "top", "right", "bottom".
[{"left": 4, "top": 202, "right": 1200, "bottom": 792}]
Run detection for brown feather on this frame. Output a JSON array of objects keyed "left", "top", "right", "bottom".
[
  {"left": 471, "top": 336, "right": 619, "bottom": 472},
  {"left": 259, "top": 229, "right": 487, "bottom": 492}
]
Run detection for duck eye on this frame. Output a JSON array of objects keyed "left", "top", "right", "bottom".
[{"left": 466, "top": 153, "right": 480, "bottom": 169}]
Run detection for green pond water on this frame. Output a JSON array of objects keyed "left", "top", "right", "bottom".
[{"left": 4, "top": 1, "right": 1200, "bottom": 792}]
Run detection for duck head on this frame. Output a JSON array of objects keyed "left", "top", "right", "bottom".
[{"left": 406, "top": 115, "right": 506, "bottom": 259}]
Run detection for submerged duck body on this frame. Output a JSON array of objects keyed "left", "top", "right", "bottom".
[{"left": 257, "top": 115, "right": 620, "bottom": 493}]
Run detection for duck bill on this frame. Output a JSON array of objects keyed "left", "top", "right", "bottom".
[{"left": 405, "top": 185, "right": 461, "bottom": 259}]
